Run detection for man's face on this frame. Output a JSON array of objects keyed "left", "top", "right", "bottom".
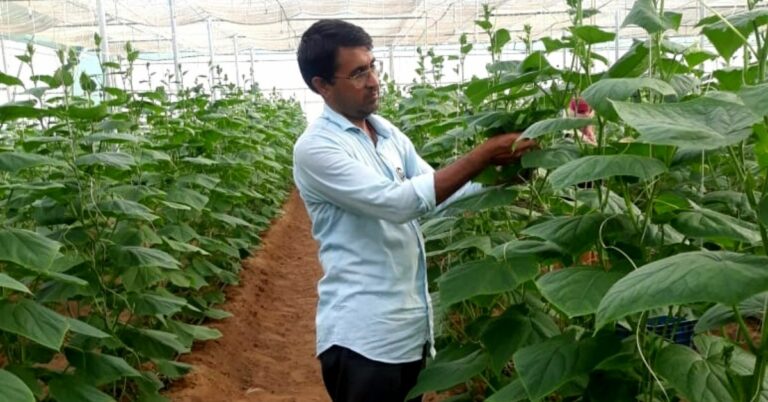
[{"left": 319, "top": 46, "right": 380, "bottom": 121}]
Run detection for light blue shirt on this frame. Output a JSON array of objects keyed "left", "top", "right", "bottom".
[{"left": 293, "top": 105, "right": 480, "bottom": 363}]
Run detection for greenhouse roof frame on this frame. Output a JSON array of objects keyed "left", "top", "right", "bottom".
[{"left": 0, "top": 0, "right": 761, "bottom": 60}]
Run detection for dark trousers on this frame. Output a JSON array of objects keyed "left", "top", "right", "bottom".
[{"left": 319, "top": 345, "right": 426, "bottom": 402}]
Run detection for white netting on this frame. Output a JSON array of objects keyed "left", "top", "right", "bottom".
[{"left": 0, "top": 0, "right": 758, "bottom": 57}]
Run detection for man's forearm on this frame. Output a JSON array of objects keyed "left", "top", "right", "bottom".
[{"left": 433, "top": 144, "right": 492, "bottom": 205}]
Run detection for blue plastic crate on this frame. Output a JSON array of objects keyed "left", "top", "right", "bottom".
[{"left": 615, "top": 316, "right": 696, "bottom": 346}]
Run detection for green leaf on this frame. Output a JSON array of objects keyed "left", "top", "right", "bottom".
[
  {"left": 548, "top": 155, "right": 667, "bottom": 189},
  {"left": 513, "top": 333, "right": 621, "bottom": 400},
  {"left": 48, "top": 376, "right": 116, "bottom": 402},
  {"left": 596, "top": 251, "right": 768, "bottom": 328},
  {"left": 120, "top": 266, "right": 164, "bottom": 292},
  {"left": 406, "top": 349, "right": 487, "bottom": 399},
  {"left": 755, "top": 124, "right": 768, "bottom": 170},
  {"left": 0, "top": 228, "right": 61, "bottom": 271},
  {"left": 673, "top": 206, "right": 760, "bottom": 244},
  {"left": 521, "top": 117, "right": 594, "bottom": 140},
  {"left": 65, "top": 349, "right": 141, "bottom": 386},
  {"left": 739, "top": 84, "right": 768, "bottom": 117},
  {"left": 210, "top": 212, "right": 254, "bottom": 228},
  {"left": 604, "top": 40, "right": 650, "bottom": 78},
  {"left": 177, "top": 174, "right": 220, "bottom": 189},
  {"left": 491, "top": 239, "right": 565, "bottom": 261},
  {"left": 438, "top": 187, "right": 518, "bottom": 215},
  {"left": 75, "top": 152, "right": 136, "bottom": 170},
  {"left": 521, "top": 146, "right": 580, "bottom": 169},
  {"left": 428, "top": 235, "right": 492, "bottom": 256},
  {"left": 538, "top": 267, "right": 625, "bottom": 318},
  {"left": 165, "top": 187, "right": 209, "bottom": 211},
  {"left": 480, "top": 306, "right": 535, "bottom": 374},
  {"left": 700, "top": 10, "right": 768, "bottom": 60},
  {"left": 129, "top": 292, "right": 188, "bottom": 316},
  {"left": 66, "top": 317, "right": 111, "bottom": 339},
  {"left": 522, "top": 214, "right": 605, "bottom": 255},
  {"left": 612, "top": 94, "right": 759, "bottom": 150},
  {"left": 81, "top": 132, "right": 147, "bottom": 145},
  {"left": 0, "top": 299, "right": 69, "bottom": 350},
  {"left": 0, "top": 102, "right": 46, "bottom": 121},
  {"left": 0, "top": 71, "right": 24, "bottom": 87},
  {"left": 123, "top": 328, "right": 189, "bottom": 359},
  {"left": 684, "top": 49, "right": 717, "bottom": 68},
  {"left": 67, "top": 104, "right": 108, "bottom": 121},
  {"left": 571, "top": 25, "right": 616, "bottom": 44},
  {"left": 0, "top": 273, "right": 32, "bottom": 294},
  {"left": 695, "top": 293, "right": 767, "bottom": 333},
  {"left": 582, "top": 78, "right": 676, "bottom": 120},
  {"left": 654, "top": 344, "right": 737, "bottom": 402},
  {"left": 438, "top": 257, "right": 538, "bottom": 306},
  {"left": 94, "top": 199, "right": 158, "bottom": 222},
  {"left": 491, "top": 29, "right": 511, "bottom": 54},
  {"left": 166, "top": 320, "right": 222, "bottom": 347},
  {"left": 112, "top": 246, "right": 180, "bottom": 270},
  {"left": 623, "top": 0, "right": 679, "bottom": 33},
  {"left": 0, "top": 369, "right": 34, "bottom": 402},
  {"left": 0, "top": 152, "right": 65, "bottom": 173},
  {"left": 486, "top": 379, "right": 527, "bottom": 402}
]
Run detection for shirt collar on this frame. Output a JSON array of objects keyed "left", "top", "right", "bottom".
[{"left": 321, "top": 104, "right": 391, "bottom": 139}]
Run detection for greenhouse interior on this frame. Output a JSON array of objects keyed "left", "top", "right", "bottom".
[{"left": 2, "top": 0, "right": 768, "bottom": 401}]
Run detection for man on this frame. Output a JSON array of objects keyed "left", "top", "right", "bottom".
[{"left": 293, "top": 19, "right": 537, "bottom": 402}]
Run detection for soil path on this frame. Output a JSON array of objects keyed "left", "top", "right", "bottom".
[{"left": 165, "top": 190, "right": 328, "bottom": 402}]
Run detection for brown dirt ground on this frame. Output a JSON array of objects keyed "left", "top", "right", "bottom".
[
  {"left": 165, "top": 190, "right": 327, "bottom": 402},
  {"left": 165, "top": 189, "right": 446, "bottom": 402}
]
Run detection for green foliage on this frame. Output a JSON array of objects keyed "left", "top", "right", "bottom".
[{"left": 0, "top": 41, "right": 303, "bottom": 400}]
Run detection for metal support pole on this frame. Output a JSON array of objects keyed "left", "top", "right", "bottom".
[
  {"left": 389, "top": 44, "right": 395, "bottom": 82},
  {"left": 614, "top": 9, "right": 620, "bottom": 62},
  {"left": 96, "top": 0, "right": 111, "bottom": 89},
  {"left": 207, "top": 17, "right": 215, "bottom": 95},
  {"left": 233, "top": 36, "right": 240, "bottom": 88},
  {"left": 0, "top": 35, "right": 9, "bottom": 102},
  {"left": 168, "top": 0, "right": 181, "bottom": 90},
  {"left": 249, "top": 48, "right": 255, "bottom": 91}
]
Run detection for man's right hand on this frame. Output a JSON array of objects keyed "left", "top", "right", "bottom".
[{"left": 481, "top": 133, "right": 538, "bottom": 165}]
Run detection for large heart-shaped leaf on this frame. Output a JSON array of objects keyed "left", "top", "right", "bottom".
[
  {"left": 165, "top": 187, "right": 209, "bottom": 211},
  {"left": 604, "top": 40, "right": 650, "bottom": 78},
  {"left": 522, "top": 214, "right": 605, "bottom": 255},
  {"left": 479, "top": 305, "right": 560, "bottom": 374},
  {"left": 48, "top": 377, "right": 116, "bottom": 402},
  {"left": 521, "top": 146, "right": 580, "bottom": 169},
  {"left": 438, "top": 257, "right": 538, "bottom": 306},
  {"left": 81, "top": 132, "right": 147, "bottom": 145},
  {"left": 0, "top": 369, "right": 34, "bottom": 402},
  {"left": 438, "top": 187, "right": 518, "bottom": 215},
  {"left": 596, "top": 251, "right": 768, "bottom": 328},
  {"left": 491, "top": 239, "right": 565, "bottom": 261},
  {"left": 0, "top": 152, "right": 65, "bottom": 173},
  {"left": 623, "top": 0, "right": 681, "bottom": 33},
  {"left": 94, "top": 199, "right": 158, "bottom": 222},
  {"left": 538, "top": 267, "right": 625, "bottom": 318},
  {"left": 612, "top": 94, "right": 759, "bottom": 150},
  {"left": 582, "top": 78, "right": 676, "bottom": 120},
  {"left": 653, "top": 344, "right": 736, "bottom": 402},
  {"left": 0, "top": 71, "right": 24, "bottom": 87},
  {"left": 0, "top": 299, "right": 69, "bottom": 350},
  {"left": 406, "top": 349, "right": 487, "bottom": 398},
  {"left": 486, "top": 379, "right": 528, "bottom": 402},
  {"left": 75, "top": 152, "right": 136, "bottom": 170},
  {"left": 695, "top": 292, "right": 768, "bottom": 333},
  {"left": 739, "top": 84, "right": 768, "bottom": 117},
  {"left": 111, "top": 246, "right": 180, "bottom": 270},
  {"left": 672, "top": 206, "right": 761, "bottom": 244},
  {"left": 0, "top": 228, "right": 61, "bottom": 271},
  {"left": 65, "top": 349, "right": 141, "bottom": 386},
  {"left": 699, "top": 10, "right": 768, "bottom": 60},
  {"left": 570, "top": 25, "right": 616, "bottom": 44},
  {"left": 548, "top": 155, "right": 667, "bottom": 189},
  {"left": 513, "top": 333, "right": 621, "bottom": 400},
  {"left": 0, "top": 273, "right": 32, "bottom": 294},
  {"left": 521, "top": 118, "right": 594, "bottom": 140}
]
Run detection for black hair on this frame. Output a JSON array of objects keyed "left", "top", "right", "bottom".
[{"left": 297, "top": 19, "right": 373, "bottom": 93}]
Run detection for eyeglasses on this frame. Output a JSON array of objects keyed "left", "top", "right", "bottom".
[{"left": 334, "top": 62, "right": 381, "bottom": 88}]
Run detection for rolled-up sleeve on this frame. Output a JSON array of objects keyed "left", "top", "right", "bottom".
[{"left": 294, "top": 137, "right": 436, "bottom": 224}]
